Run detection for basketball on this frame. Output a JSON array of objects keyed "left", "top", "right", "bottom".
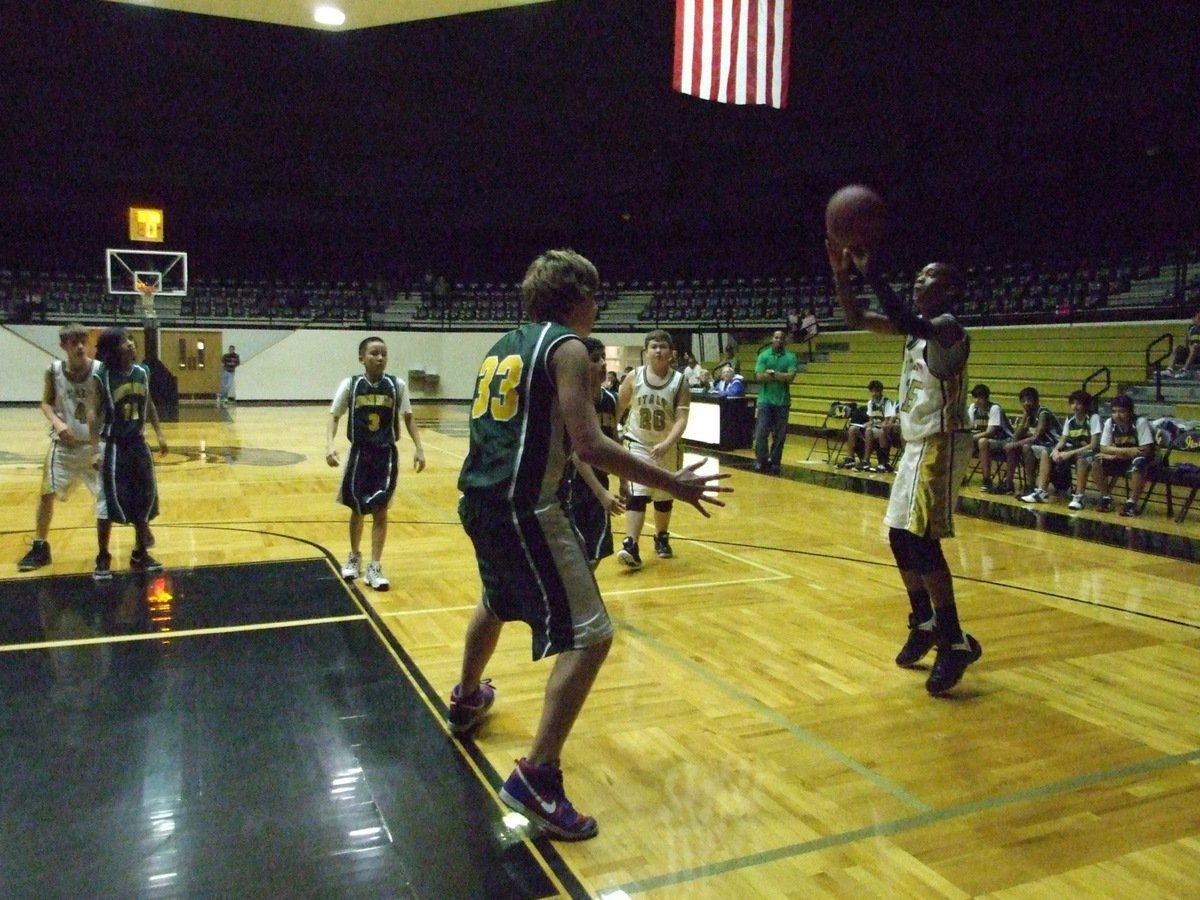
[{"left": 825, "top": 185, "right": 886, "bottom": 252}]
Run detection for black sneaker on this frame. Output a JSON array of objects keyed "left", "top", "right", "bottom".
[
  {"left": 617, "top": 537, "right": 642, "bottom": 569},
  {"left": 1119, "top": 499, "right": 1138, "bottom": 518},
  {"left": 18, "top": 540, "right": 51, "bottom": 572},
  {"left": 980, "top": 477, "right": 994, "bottom": 492},
  {"left": 93, "top": 552, "right": 113, "bottom": 582},
  {"left": 926, "top": 634, "right": 983, "bottom": 695},
  {"left": 895, "top": 614, "right": 936, "bottom": 667},
  {"left": 653, "top": 532, "right": 673, "bottom": 559},
  {"left": 1097, "top": 496, "right": 1114, "bottom": 513},
  {"left": 129, "top": 549, "right": 164, "bottom": 572}
]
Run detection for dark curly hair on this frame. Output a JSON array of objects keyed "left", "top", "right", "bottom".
[{"left": 94, "top": 327, "right": 130, "bottom": 371}]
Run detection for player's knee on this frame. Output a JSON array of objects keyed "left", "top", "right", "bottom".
[
  {"left": 626, "top": 494, "right": 649, "bottom": 512},
  {"left": 918, "top": 537, "right": 949, "bottom": 575},
  {"left": 889, "top": 528, "right": 948, "bottom": 576},
  {"left": 652, "top": 500, "right": 673, "bottom": 514},
  {"left": 888, "top": 528, "right": 916, "bottom": 570}
]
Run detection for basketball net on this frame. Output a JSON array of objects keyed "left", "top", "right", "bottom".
[{"left": 136, "top": 280, "right": 159, "bottom": 319}]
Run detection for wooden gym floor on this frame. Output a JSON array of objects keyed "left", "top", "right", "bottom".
[{"left": 1, "top": 402, "right": 1198, "bottom": 898}]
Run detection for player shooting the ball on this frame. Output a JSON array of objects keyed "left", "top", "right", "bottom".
[{"left": 826, "top": 191, "right": 981, "bottom": 695}]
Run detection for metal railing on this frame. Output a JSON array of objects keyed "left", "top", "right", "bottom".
[
  {"left": 1145, "top": 333, "right": 1174, "bottom": 401},
  {"left": 1083, "top": 366, "right": 1111, "bottom": 402}
]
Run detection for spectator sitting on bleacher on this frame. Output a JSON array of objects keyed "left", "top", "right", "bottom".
[
  {"left": 969, "top": 384, "right": 1014, "bottom": 492},
  {"left": 709, "top": 364, "right": 745, "bottom": 397},
  {"left": 844, "top": 380, "right": 899, "bottom": 472},
  {"left": 1166, "top": 309, "right": 1200, "bottom": 378},
  {"left": 1021, "top": 389, "right": 1100, "bottom": 507},
  {"left": 1094, "top": 393, "right": 1156, "bottom": 516},
  {"left": 1003, "top": 386, "right": 1061, "bottom": 494}
]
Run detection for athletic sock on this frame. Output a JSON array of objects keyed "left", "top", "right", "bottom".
[
  {"left": 907, "top": 588, "right": 933, "bottom": 623},
  {"left": 934, "top": 601, "right": 964, "bottom": 646}
]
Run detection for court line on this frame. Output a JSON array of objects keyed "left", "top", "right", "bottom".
[
  {"left": 343, "top": 567, "right": 588, "bottom": 900},
  {"left": 381, "top": 604, "right": 477, "bottom": 617},
  {"left": 374, "top": 537, "right": 791, "bottom": 613},
  {"left": 0, "top": 613, "right": 368, "bottom": 653},
  {"left": 604, "top": 533, "right": 793, "bottom": 596},
  {"left": 699, "top": 537, "right": 1200, "bottom": 632},
  {"left": 613, "top": 744, "right": 1200, "bottom": 895},
  {"left": 612, "top": 616, "right": 934, "bottom": 814}
]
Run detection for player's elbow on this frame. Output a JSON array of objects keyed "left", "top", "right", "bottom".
[{"left": 573, "top": 436, "right": 609, "bottom": 469}]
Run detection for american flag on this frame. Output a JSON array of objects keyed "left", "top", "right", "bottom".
[{"left": 673, "top": 0, "right": 792, "bottom": 109}]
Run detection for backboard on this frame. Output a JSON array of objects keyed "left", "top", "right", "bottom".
[{"left": 106, "top": 248, "right": 188, "bottom": 296}]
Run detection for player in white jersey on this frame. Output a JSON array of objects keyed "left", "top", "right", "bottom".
[
  {"left": 830, "top": 247, "right": 982, "bottom": 695},
  {"left": 19, "top": 324, "right": 101, "bottom": 572},
  {"left": 615, "top": 329, "right": 690, "bottom": 568}
]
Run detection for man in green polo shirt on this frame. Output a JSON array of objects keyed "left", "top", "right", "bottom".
[{"left": 753, "top": 328, "right": 799, "bottom": 474}]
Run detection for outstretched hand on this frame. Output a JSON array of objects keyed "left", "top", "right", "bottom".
[
  {"left": 671, "top": 459, "right": 733, "bottom": 518},
  {"left": 825, "top": 238, "right": 870, "bottom": 278}
]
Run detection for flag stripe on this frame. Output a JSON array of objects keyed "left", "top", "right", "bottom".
[
  {"left": 673, "top": 0, "right": 687, "bottom": 92},
  {"left": 674, "top": 0, "right": 790, "bottom": 109}
]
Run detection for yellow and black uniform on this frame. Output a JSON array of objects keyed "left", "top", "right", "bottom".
[
  {"left": 94, "top": 362, "right": 159, "bottom": 526},
  {"left": 1015, "top": 405, "right": 1062, "bottom": 447},
  {"left": 458, "top": 322, "right": 613, "bottom": 660},
  {"left": 885, "top": 326, "right": 972, "bottom": 540},
  {"left": 1060, "top": 413, "right": 1101, "bottom": 453},
  {"left": 1100, "top": 415, "right": 1155, "bottom": 477},
  {"left": 560, "top": 385, "right": 619, "bottom": 563},
  {"left": 332, "top": 373, "right": 407, "bottom": 514}
]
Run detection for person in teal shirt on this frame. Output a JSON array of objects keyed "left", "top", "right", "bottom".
[{"left": 753, "top": 328, "right": 799, "bottom": 474}]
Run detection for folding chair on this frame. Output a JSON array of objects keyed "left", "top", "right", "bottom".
[
  {"left": 1140, "top": 426, "right": 1200, "bottom": 521},
  {"left": 805, "top": 400, "right": 857, "bottom": 463}
]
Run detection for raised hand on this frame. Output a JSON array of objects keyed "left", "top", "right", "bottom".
[{"left": 671, "top": 459, "right": 733, "bottom": 518}]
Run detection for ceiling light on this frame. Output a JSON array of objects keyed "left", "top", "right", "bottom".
[{"left": 313, "top": 6, "right": 346, "bottom": 26}]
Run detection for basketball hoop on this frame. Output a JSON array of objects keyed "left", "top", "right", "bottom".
[{"left": 136, "top": 280, "right": 159, "bottom": 318}]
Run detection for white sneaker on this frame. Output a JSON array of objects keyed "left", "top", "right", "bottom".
[
  {"left": 364, "top": 562, "right": 389, "bottom": 590},
  {"left": 341, "top": 551, "right": 361, "bottom": 579},
  {"left": 1068, "top": 494, "right": 1084, "bottom": 511},
  {"left": 1020, "top": 488, "right": 1048, "bottom": 503}
]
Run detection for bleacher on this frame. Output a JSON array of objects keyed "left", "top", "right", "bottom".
[
  {"left": 724, "top": 321, "right": 1179, "bottom": 435},
  {"left": 1, "top": 246, "right": 1195, "bottom": 334}
]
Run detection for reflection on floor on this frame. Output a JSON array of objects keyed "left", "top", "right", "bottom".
[
  {"left": 0, "top": 560, "right": 579, "bottom": 899},
  {"left": 705, "top": 447, "right": 1200, "bottom": 563}
]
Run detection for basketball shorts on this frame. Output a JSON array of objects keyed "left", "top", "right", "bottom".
[
  {"left": 624, "top": 438, "right": 679, "bottom": 502},
  {"left": 99, "top": 437, "right": 159, "bottom": 526},
  {"left": 459, "top": 491, "right": 613, "bottom": 660},
  {"left": 337, "top": 443, "right": 398, "bottom": 514},
  {"left": 40, "top": 440, "right": 99, "bottom": 501},
  {"left": 885, "top": 431, "right": 974, "bottom": 541},
  {"left": 1101, "top": 455, "right": 1150, "bottom": 477},
  {"left": 566, "top": 478, "right": 614, "bottom": 565}
]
